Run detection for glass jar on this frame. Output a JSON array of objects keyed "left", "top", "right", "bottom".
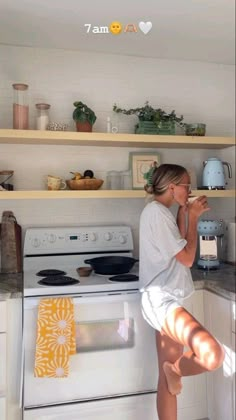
[
  {"left": 106, "top": 171, "right": 121, "bottom": 189},
  {"left": 120, "top": 170, "right": 132, "bottom": 190},
  {"left": 0, "top": 170, "right": 14, "bottom": 190},
  {"left": 12, "top": 83, "right": 29, "bottom": 129},
  {"left": 35, "top": 103, "right": 50, "bottom": 130}
]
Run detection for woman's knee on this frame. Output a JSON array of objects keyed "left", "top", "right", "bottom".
[{"left": 204, "top": 341, "right": 225, "bottom": 371}]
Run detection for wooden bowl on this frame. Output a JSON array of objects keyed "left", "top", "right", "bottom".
[
  {"left": 66, "top": 179, "right": 104, "bottom": 190},
  {"left": 77, "top": 267, "right": 93, "bottom": 277}
]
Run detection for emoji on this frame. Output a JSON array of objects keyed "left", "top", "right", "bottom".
[
  {"left": 109, "top": 21, "right": 122, "bottom": 35},
  {"left": 124, "top": 24, "right": 137, "bottom": 33},
  {"left": 139, "top": 21, "right": 152, "bottom": 35}
]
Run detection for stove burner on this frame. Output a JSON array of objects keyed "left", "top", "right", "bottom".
[
  {"left": 38, "top": 276, "right": 79, "bottom": 286},
  {"left": 109, "top": 274, "right": 139, "bottom": 282},
  {"left": 36, "top": 269, "right": 66, "bottom": 277}
]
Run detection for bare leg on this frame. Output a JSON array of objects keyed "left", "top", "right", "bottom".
[
  {"left": 156, "top": 330, "right": 183, "bottom": 420},
  {"left": 161, "top": 307, "right": 225, "bottom": 396}
]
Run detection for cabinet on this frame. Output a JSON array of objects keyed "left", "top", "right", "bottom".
[
  {"left": 232, "top": 300, "right": 236, "bottom": 420},
  {"left": 0, "top": 298, "right": 22, "bottom": 420},
  {"left": 177, "top": 290, "right": 208, "bottom": 420},
  {"left": 204, "top": 291, "right": 234, "bottom": 420},
  {"left": 0, "top": 301, "right": 7, "bottom": 420},
  {"left": 0, "top": 129, "right": 235, "bottom": 200}
]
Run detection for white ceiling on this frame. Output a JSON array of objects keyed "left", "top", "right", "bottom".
[{"left": 0, "top": 0, "right": 235, "bottom": 65}]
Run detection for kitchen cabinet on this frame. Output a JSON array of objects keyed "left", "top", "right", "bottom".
[
  {"left": 204, "top": 290, "right": 234, "bottom": 420},
  {"left": 0, "top": 298, "right": 22, "bottom": 420},
  {"left": 232, "top": 300, "right": 236, "bottom": 420},
  {"left": 0, "top": 129, "right": 235, "bottom": 200},
  {"left": 177, "top": 290, "right": 208, "bottom": 420},
  {"left": 0, "top": 301, "right": 7, "bottom": 420},
  {"left": 232, "top": 331, "right": 235, "bottom": 420}
]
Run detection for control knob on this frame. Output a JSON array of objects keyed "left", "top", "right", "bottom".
[
  {"left": 104, "top": 232, "right": 112, "bottom": 241},
  {"left": 32, "top": 238, "right": 41, "bottom": 248},
  {"left": 118, "top": 235, "right": 127, "bottom": 244},
  {"left": 47, "top": 234, "right": 57, "bottom": 243},
  {"left": 89, "top": 233, "right": 97, "bottom": 241}
]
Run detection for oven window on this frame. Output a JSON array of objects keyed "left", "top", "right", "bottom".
[{"left": 75, "top": 318, "right": 134, "bottom": 352}]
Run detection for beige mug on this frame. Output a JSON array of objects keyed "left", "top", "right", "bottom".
[{"left": 47, "top": 175, "right": 66, "bottom": 190}]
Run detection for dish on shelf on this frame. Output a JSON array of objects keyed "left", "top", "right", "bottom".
[
  {"left": 47, "top": 122, "right": 68, "bottom": 131},
  {"left": 66, "top": 179, "right": 104, "bottom": 190}
]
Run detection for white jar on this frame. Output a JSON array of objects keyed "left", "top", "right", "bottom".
[{"left": 35, "top": 103, "right": 50, "bottom": 130}]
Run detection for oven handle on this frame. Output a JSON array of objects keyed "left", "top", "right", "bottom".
[{"left": 23, "top": 290, "right": 140, "bottom": 309}]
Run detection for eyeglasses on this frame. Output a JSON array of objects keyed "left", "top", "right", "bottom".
[{"left": 176, "top": 183, "right": 192, "bottom": 193}]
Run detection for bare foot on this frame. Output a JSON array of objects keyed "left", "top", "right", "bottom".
[{"left": 163, "top": 361, "right": 182, "bottom": 395}]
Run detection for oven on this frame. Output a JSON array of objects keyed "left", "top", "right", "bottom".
[{"left": 23, "top": 226, "right": 158, "bottom": 419}]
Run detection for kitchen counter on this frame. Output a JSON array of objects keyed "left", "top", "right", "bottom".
[
  {"left": 0, "top": 266, "right": 235, "bottom": 301},
  {"left": 0, "top": 273, "right": 23, "bottom": 299},
  {"left": 192, "top": 263, "right": 235, "bottom": 300}
]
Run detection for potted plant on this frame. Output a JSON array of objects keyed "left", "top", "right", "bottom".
[
  {"left": 113, "top": 101, "right": 184, "bottom": 135},
  {"left": 73, "top": 101, "right": 97, "bottom": 132}
]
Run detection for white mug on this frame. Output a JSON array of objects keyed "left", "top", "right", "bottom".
[
  {"left": 188, "top": 196, "right": 198, "bottom": 203},
  {"left": 47, "top": 175, "right": 66, "bottom": 190}
]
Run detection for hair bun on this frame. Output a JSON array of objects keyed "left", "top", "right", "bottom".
[{"left": 144, "top": 184, "right": 154, "bottom": 194}]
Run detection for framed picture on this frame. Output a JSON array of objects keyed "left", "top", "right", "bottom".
[{"left": 129, "top": 152, "right": 161, "bottom": 189}]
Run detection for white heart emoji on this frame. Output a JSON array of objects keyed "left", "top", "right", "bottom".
[{"left": 139, "top": 21, "right": 152, "bottom": 35}]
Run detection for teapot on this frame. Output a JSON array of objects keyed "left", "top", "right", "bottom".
[{"left": 202, "top": 157, "right": 232, "bottom": 189}]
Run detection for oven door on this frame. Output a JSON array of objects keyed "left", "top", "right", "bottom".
[
  {"left": 24, "top": 394, "right": 157, "bottom": 420},
  {"left": 23, "top": 291, "right": 157, "bottom": 408}
]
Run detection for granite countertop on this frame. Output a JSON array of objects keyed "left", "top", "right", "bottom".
[
  {"left": 192, "top": 263, "right": 235, "bottom": 300},
  {"left": 0, "top": 273, "right": 23, "bottom": 299},
  {"left": 0, "top": 265, "right": 235, "bottom": 301}
]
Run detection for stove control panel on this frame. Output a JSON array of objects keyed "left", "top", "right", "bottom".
[{"left": 24, "top": 226, "right": 134, "bottom": 255}]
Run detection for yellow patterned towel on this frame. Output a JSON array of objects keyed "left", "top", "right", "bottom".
[{"left": 34, "top": 297, "right": 76, "bottom": 378}]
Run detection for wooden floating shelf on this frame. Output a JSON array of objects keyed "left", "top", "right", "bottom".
[
  {"left": 0, "top": 190, "right": 235, "bottom": 200},
  {"left": 0, "top": 129, "right": 235, "bottom": 149}
]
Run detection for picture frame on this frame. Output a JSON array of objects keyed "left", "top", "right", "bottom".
[{"left": 129, "top": 152, "right": 161, "bottom": 189}]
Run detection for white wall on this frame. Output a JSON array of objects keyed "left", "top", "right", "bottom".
[{"left": 0, "top": 45, "right": 235, "bottom": 254}]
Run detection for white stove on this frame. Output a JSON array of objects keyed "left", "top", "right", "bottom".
[
  {"left": 23, "top": 225, "right": 140, "bottom": 297},
  {"left": 23, "top": 225, "right": 158, "bottom": 420}
]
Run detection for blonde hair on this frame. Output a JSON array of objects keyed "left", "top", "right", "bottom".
[{"left": 145, "top": 164, "right": 187, "bottom": 196}]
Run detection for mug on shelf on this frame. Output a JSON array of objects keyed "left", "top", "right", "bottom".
[{"left": 46, "top": 175, "right": 66, "bottom": 190}]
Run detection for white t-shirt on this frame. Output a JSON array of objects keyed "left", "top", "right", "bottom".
[{"left": 139, "top": 200, "right": 194, "bottom": 299}]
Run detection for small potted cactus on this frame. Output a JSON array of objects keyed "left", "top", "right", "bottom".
[{"left": 73, "top": 101, "right": 97, "bottom": 132}]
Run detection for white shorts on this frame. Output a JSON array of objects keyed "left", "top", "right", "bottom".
[{"left": 141, "top": 289, "right": 183, "bottom": 332}]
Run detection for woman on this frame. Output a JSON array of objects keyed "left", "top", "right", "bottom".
[{"left": 139, "top": 164, "right": 225, "bottom": 420}]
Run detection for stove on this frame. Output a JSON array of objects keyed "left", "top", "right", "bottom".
[
  {"left": 23, "top": 225, "right": 139, "bottom": 297},
  {"left": 22, "top": 225, "right": 158, "bottom": 419}
]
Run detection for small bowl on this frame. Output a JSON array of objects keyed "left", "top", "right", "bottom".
[
  {"left": 185, "top": 123, "right": 206, "bottom": 136},
  {"left": 66, "top": 179, "right": 104, "bottom": 190},
  {"left": 47, "top": 122, "right": 68, "bottom": 131},
  {"left": 77, "top": 267, "right": 93, "bottom": 277}
]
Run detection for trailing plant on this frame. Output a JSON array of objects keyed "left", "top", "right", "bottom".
[
  {"left": 73, "top": 101, "right": 97, "bottom": 126},
  {"left": 113, "top": 101, "right": 184, "bottom": 127}
]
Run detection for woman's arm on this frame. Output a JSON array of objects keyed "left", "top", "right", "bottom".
[
  {"left": 176, "top": 206, "right": 187, "bottom": 238},
  {"left": 175, "top": 196, "right": 210, "bottom": 267}
]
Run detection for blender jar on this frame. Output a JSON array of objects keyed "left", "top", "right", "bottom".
[{"left": 12, "top": 83, "right": 29, "bottom": 129}]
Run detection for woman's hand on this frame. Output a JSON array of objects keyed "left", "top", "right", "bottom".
[
  {"left": 178, "top": 204, "right": 188, "bottom": 214},
  {"left": 188, "top": 195, "right": 210, "bottom": 218}
]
